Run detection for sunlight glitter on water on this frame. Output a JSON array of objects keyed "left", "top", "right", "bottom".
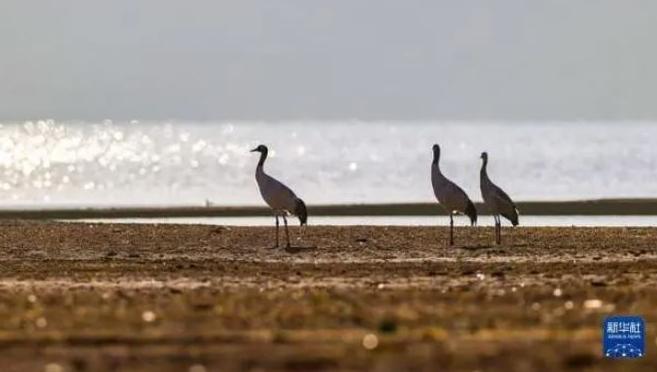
[{"left": 0, "top": 120, "right": 655, "bottom": 206}]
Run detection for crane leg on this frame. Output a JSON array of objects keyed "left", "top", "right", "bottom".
[
  {"left": 495, "top": 216, "right": 501, "bottom": 245},
  {"left": 283, "top": 215, "right": 291, "bottom": 248},
  {"left": 493, "top": 215, "right": 497, "bottom": 244},
  {"left": 449, "top": 213, "right": 454, "bottom": 246},
  {"left": 274, "top": 215, "right": 280, "bottom": 248}
]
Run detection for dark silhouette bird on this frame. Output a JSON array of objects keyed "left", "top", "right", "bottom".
[
  {"left": 431, "top": 144, "right": 477, "bottom": 246},
  {"left": 251, "top": 145, "right": 307, "bottom": 248},
  {"left": 480, "top": 152, "right": 519, "bottom": 244}
]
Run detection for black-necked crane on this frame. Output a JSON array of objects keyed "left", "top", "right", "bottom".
[
  {"left": 251, "top": 144, "right": 308, "bottom": 248},
  {"left": 431, "top": 144, "right": 477, "bottom": 246},
  {"left": 480, "top": 152, "right": 519, "bottom": 244}
]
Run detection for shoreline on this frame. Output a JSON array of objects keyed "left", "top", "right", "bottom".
[{"left": 1, "top": 198, "right": 657, "bottom": 220}]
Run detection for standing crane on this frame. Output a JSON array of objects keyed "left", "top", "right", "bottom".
[
  {"left": 480, "top": 152, "right": 519, "bottom": 244},
  {"left": 431, "top": 144, "right": 477, "bottom": 246},
  {"left": 251, "top": 145, "right": 308, "bottom": 248}
]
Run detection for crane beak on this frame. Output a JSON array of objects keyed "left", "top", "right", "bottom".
[{"left": 250, "top": 148, "right": 258, "bottom": 153}]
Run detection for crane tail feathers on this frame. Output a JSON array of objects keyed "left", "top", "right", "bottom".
[
  {"left": 465, "top": 200, "right": 477, "bottom": 226},
  {"left": 503, "top": 208, "right": 520, "bottom": 226},
  {"left": 295, "top": 198, "right": 308, "bottom": 226}
]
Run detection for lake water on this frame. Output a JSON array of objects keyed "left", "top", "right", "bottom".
[{"left": 0, "top": 120, "right": 655, "bottom": 206}]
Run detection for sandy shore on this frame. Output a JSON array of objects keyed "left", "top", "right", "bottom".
[{"left": 0, "top": 221, "right": 656, "bottom": 371}]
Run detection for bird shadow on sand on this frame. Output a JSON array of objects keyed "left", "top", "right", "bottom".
[
  {"left": 284, "top": 245, "right": 318, "bottom": 254},
  {"left": 264, "top": 244, "right": 317, "bottom": 253},
  {"left": 458, "top": 243, "right": 528, "bottom": 250},
  {"left": 456, "top": 244, "right": 495, "bottom": 251}
]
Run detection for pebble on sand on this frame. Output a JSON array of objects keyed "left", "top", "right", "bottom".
[
  {"left": 44, "top": 363, "right": 63, "bottom": 372},
  {"left": 189, "top": 364, "right": 207, "bottom": 372},
  {"left": 142, "top": 310, "right": 157, "bottom": 322},
  {"left": 362, "top": 333, "right": 379, "bottom": 350},
  {"left": 36, "top": 317, "right": 48, "bottom": 328},
  {"left": 583, "top": 299, "right": 602, "bottom": 309}
]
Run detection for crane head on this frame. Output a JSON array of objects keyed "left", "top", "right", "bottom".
[
  {"left": 250, "top": 144, "right": 268, "bottom": 153},
  {"left": 480, "top": 152, "right": 488, "bottom": 161},
  {"left": 432, "top": 144, "right": 440, "bottom": 163}
]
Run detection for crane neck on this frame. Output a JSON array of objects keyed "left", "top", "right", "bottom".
[
  {"left": 432, "top": 160, "right": 442, "bottom": 176},
  {"left": 257, "top": 149, "right": 268, "bottom": 169},
  {"left": 431, "top": 157, "right": 444, "bottom": 180},
  {"left": 432, "top": 151, "right": 440, "bottom": 167},
  {"left": 480, "top": 159, "right": 488, "bottom": 177}
]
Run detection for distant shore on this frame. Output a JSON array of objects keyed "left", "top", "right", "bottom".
[{"left": 1, "top": 198, "right": 657, "bottom": 220}]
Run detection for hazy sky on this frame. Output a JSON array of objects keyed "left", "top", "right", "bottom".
[{"left": 1, "top": 1, "right": 656, "bottom": 121}]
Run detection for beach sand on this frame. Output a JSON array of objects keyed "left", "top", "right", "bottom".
[{"left": 0, "top": 221, "right": 655, "bottom": 371}]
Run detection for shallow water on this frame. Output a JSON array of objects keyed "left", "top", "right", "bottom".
[
  {"left": 1, "top": 120, "right": 656, "bottom": 206},
  {"left": 74, "top": 215, "right": 657, "bottom": 227}
]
